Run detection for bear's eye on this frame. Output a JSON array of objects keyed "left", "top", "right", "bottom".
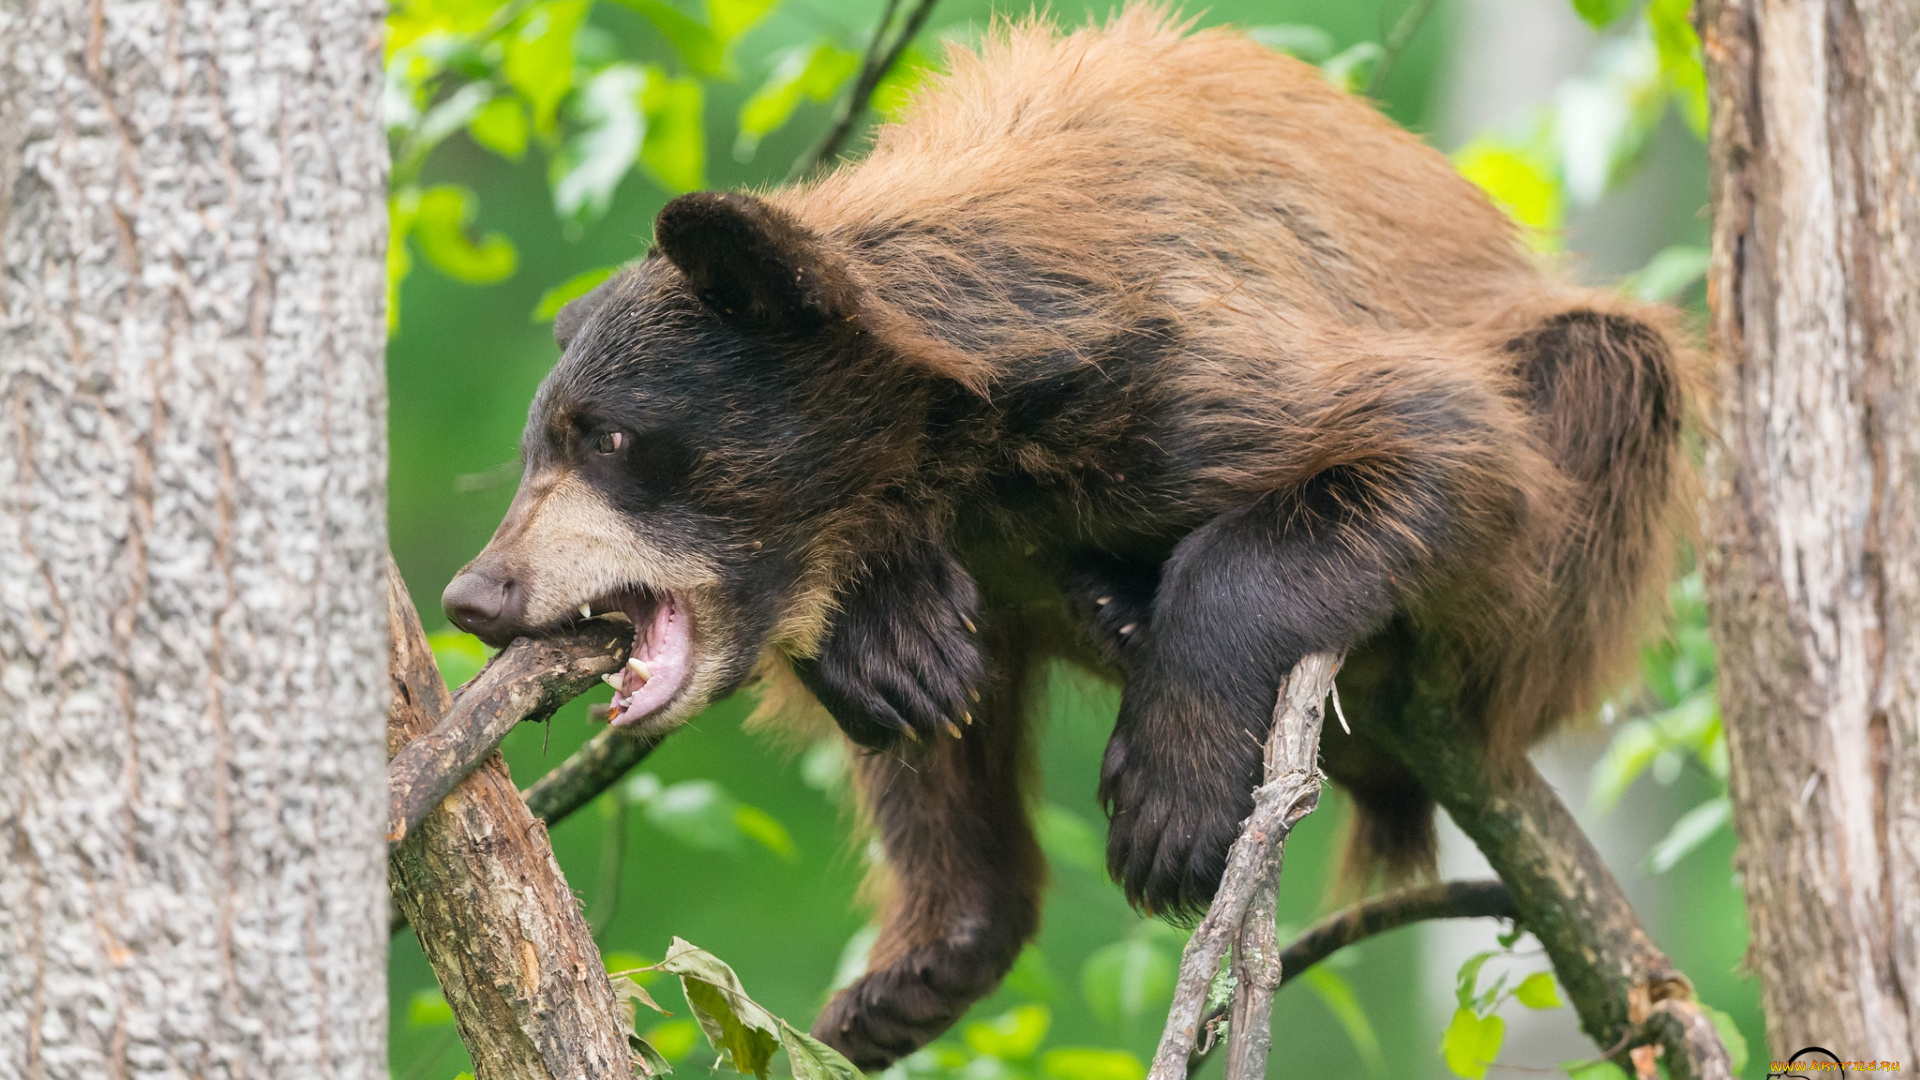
[{"left": 593, "top": 431, "right": 625, "bottom": 455}]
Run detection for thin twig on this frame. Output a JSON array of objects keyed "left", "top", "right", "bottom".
[
  {"left": 1190, "top": 879, "right": 1518, "bottom": 1068},
  {"left": 1365, "top": 0, "right": 1440, "bottom": 98},
  {"left": 792, "top": 0, "right": 940, "bottom": 179},
  {"left": 1147, "top": 653, "right": 1341, "bottom": 1080}
]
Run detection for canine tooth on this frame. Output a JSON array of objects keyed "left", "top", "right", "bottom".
[
  {"left": 580, "top": 603, "right": 593, "bottom": 618},
  {"left": 602, "top": 673, "right": 623, "bottom": 689},
  {"left": 627, "top": 657, "right": 652, "bottom": 681}
]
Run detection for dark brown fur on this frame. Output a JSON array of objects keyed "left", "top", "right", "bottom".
[{"left": 444, "top": 8, "right": 1697, "bottom": 1068}]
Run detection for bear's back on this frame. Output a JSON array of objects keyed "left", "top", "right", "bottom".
[{"left": 777, "top": 6, "right": 1540, "bottom": 350}]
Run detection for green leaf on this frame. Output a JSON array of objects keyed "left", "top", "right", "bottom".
[
  {"left": 1302, "top": 967, "right": 1387, "bottom": 1078},
  {"left": 1626, "top": 244, "right": 1710, "bottom": 301},
  {"left": 658, "top": 938, "right": 782, "bottom": 1079},
  {"left": 641, "top": 69, "right": 707, "bottom": 193},
  {"left": 1003, "top": 945, "right": 1061, "bottom": 1004},
  {"left": 962, "top": 1004, "right": 1051, "bottom": 1061},
  {"left": 1036, "top": 804, "right": 1106, "bottom": 875},
  {"left": 609, "top": 0, "right": 728, "bottom": 77},
  {"left": 733, "top": 803, "right": 796, "bottom": 860},
  {"left": 533, "top": 265, "right": 619, "bottom": 322},
  {"left": 1570, "top": 0, "right": 1635, "bottom": 30},
  {"left": 1453, "top": 950, "right": 1500, "bottom": 1011},
  {"left": 1321, "top": 41, "right": 1384, "bottom": 95},
  {"left": 642, "top": 779, "right": 745, "bottom": 851},
  {"left": 1040, "top": 1048, "right": 1146, "bottom": 1080},
  {"left": 1705, "top": 1005, "right": 1749, "bottom": 1071},
  {"left": 706, "top": 0, "right": 780, "bottom": 46},
  {"left": 1559, "top": 1061, "right": 1631, "bottom": 1080},
  {"left": 1588, "top": 718, "right": 1662, "bottom": 812},
  {"left": 408, "top": 185, "right": 518, "bottom": 284},
  {"left": 1514, "top": 971, "right": 1564, "bottom": 1010},
  {"left": 408, "top": 988, "right": 455, "bottom": 1027},
  {"left": 1247, "top": 24, "right": 1336, "bottom": 63},
  {"left": 1648, "top": 0, "right": 1708, "bottom": 136},
  {"left": 735, "top": 41, "right": 860, "bottom": 159},
  {"left": 1440, "top": 1007, "right": 1506, "bottom": 1080},
  {"left": 778, "top": 1025, "right": 864, "bottom": 1080},
  {"left": 631, "top": 1032, "right": 675, "bottom": 1077},
  {"left": 646, "top": 1018, "right": 704, "bottom": 1062},
  {"left": 503, "top": 0, "right": 591, "bottom": 134},
  {"left": 1080, "top": 936, "right": 1174, "bottom": 1030},
  {"left": 871, "top": 44, "right": 935, "bottom": 123},
  {"left": 1648, "top": 795, "right": 1732, "bottom": 873},
  {"left": 469, "top": 95, "right": 530, "bottom": 160},
  {"left": 1453, "top": 140, "right": 1564, "bottom": 249},
  {"left": 552, "top": 64, "right": 647, "bottom": 222},
  {"left": 427, "top": 626, "right": 492, "bottom": 689}
]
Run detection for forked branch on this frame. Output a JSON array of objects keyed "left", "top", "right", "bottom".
[{"left": 1148, "top": 652, "right": 1342, "bottom": 1080}]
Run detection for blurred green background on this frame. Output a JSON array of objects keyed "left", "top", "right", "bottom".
[{"left": 383, "top": 0, "right": 1757, "bottom": 1076}]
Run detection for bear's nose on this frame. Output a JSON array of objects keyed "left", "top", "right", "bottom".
[{"left": 442, "top": 570, "right": 526, "bottom": 648}]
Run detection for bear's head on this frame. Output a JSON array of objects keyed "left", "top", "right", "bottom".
[{"left": 441, "top": 192, "right": 981, "bottom": 736}]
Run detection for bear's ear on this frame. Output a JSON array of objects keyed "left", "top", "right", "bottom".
[
  {"left": 654, "top": 192, "right": 860, "bottom": 331},
  {"left": 553, "top": 273, "right": 620, "bottom": 349}
]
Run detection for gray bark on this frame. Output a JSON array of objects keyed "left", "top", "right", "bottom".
[
  {"left": 0, "top": 0, "right": 391, "bottom": 1076},
  {"left": 1700, "top": 0, "right": 1920, "bottom": 1061}
]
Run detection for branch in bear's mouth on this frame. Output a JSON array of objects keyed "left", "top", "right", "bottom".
[{"left": 386, "top": 620, "right": 633, "bottom": 851}]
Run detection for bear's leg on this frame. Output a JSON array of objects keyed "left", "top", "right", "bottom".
[
  {"left": 1099, "top": 470, "right": 1456, "bottom": 916},
  {"left": 812, "top": 616, "right": 1042, "bottom": 1071}
]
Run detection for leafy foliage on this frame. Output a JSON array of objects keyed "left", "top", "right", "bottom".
[{"left": 1436, "top": 944, "right": 1565, "bottom": 1079}]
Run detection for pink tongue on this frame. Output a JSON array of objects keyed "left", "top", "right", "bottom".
[{"left": 608, "top": 597, "right": 691, "bottom": 726}]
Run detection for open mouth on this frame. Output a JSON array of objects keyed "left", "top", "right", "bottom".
[{"left": 580, "top": 589, "right": 692, "bottom": 726}]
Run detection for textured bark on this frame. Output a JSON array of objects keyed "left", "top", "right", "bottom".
[
  {"left": 385, "top": 562, "right": 635, "bottom": 1080},
  {"left": 0, "top": 0, "right": 390, "bottom": 1075},
  {"left": 1698, "top": 0, "right": 1920, "bottom": 1061},
  {"left": 1374, "top": 663, "right": 1733, "bottom": 1080},
  {"left": 387, "top": 620, "right": 629, "bottom": 849}
]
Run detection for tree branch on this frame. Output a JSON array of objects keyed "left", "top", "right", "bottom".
[
  {"left": 1148, "top": 653, "right": 1342, "bottom": 1080},
  {"left": 387, "top": 620, "right": 631, "bottom": 849},
  {"left": 792, "top": 0, "right": 940, "bottom": 179},
  {"left": 385, "top": 558, "right": 634, "bottom": 1079},
  {"left": 1191, "top": 879, "right": 1517, "bottom": 1065},
  {"left": 1371, "top": 654, "right": 1734, "bottom": 1080}
]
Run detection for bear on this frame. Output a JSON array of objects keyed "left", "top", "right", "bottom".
[{"left": 440, "top": 7, "right": 1693, "bottom": 1068}]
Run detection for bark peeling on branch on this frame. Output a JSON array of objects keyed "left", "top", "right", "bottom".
[
  {"left": 385, "top": 559, "right": 634, "bottom": 1080},
  {"left": 387, "top": 618, "right": 631, "bottom": 849}
]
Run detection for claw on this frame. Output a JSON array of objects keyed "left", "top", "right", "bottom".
[{"left": 943, "top": 720, "right": 963, "bottom": 739}]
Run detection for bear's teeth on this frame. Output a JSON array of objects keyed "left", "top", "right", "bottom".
[
  {"left": 601, "top": 673, "right": 623, "bottom": 689},
  {"left": 628, "top": 657, "right": 652, "bottom": 681}
]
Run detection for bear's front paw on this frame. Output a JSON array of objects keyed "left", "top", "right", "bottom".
[
  {"left": 1098, "top": 730, "right": 1244, "bottom": 918},
  {"left": 1058, "top": 551, "right": 1159, "bottom": 670},
  {"left": 793, "top": 541, "right": 985, "bottom": 749}
]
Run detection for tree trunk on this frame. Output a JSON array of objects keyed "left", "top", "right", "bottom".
[
  {"left": 1699, "top": 0, "right": 1920, "bottom": 1061},
  {"left": 0, "top": 0, "right": 391, "bottom": 1075}
]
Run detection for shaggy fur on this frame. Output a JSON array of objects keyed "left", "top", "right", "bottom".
[{"left": 443, "top": 8, "right": 1695, "bottom": 1068}]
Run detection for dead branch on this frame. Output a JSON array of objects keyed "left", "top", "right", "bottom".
[
  {"left": 385, "top": 558, "right": 634, "bottom": 1080},
  {"left": 1190, "top": 879, "right": 1517, "bottom": 1067},
  {"left": 1148, "top": 652, "right": 1341, "bottom": 1080},
  {"left": 1372, "top": 655, "right": 1733, "bottom": 1080},
  {"left": 387, "top": 619, "right": 630, "bottom": 849}
]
